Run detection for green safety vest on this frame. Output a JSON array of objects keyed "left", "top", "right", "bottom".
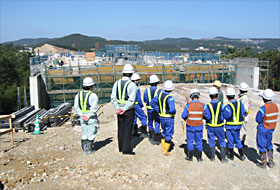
[
  {"left": 206, "top": 102, "right": 224, "bottom": 127},
  {"left": 79, "top": 90, "right": 92, "bottom": 113},
  {"left": 147, "top": 88, "right": 160, "bottom": 109},
  {"left": 226, "top": 100, "right": 244, "bottom": 125},
  {"left": 117, "top": 80, "right": 131, "bottom": 104},
  {"left": 158, "top": 92, "right": 175, "bottom": 118}
]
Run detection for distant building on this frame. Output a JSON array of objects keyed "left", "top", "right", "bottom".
[
  {"left": 105, "top": 45, "right": 141, "bottom": 58},
  {"left": 195, "top": 46, "right": 209, "bottom": 51}
]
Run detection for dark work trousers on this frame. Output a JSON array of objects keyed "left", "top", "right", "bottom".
[{"left": 117, "top": 108, "right": 135, "bottom": 152}]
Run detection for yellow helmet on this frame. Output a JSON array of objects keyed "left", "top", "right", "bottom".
[{"left": 213, "top": 80, "right": 222, "bottom": 88}]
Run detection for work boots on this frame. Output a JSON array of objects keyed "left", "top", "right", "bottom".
[
  {"left": 238, "top": 148, "right": 246, "bottom": 161},
  {"left": 257, "top": 152, "right": 267, "bottom": 169},
  {"left": 185, "top": 151, "right": 194, "bottom": 161},
  {"left": 81, "top": 140, "right": 87, "bottom": 154},
  {"left": 148, "top": 130, "right": 156, "bottom": 144},
  {"left": 132, "top": 124, "right": 140, "bottom": 137},
  {"left": 152, "top": 133, "right": 161, "bottom": 145},
  {"left": 267, "top": 150, "right": 275, "bottom": 168},
  {"left": 161, "top": 139, "right": 165, "bottom": 152},
  {"left": 87, "top": 140, "right": 96, "bottom": 154},
  {"left": 228, "top": 148, "right": 234, "bottom": 160},
  {"left": 210, "top": 148, "right": 215, "bottom": 161},
  {"left": 220, "top": 147, "right": 228, "bottom": 163},
  {"left": 141, "top": 125, "right": 149, "bottom": 138},
  {"left": 197, "top": 151, "right": 203, "bottom": 162},
  {"left": 163, "top": 142, "right": 170, "bottom": 156}
]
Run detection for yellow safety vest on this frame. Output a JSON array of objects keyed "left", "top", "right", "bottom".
[
  {"left": 79, "top": 90, "right": 92, "bottom": 113},
  {"left": 147, "top": 88, "right": 159, "bottom": 109},
  {"left": 226, "top": 101, "right": 244, "bottom": 125},
  {"left": 117, "top": 80, "right": 131, "bottom": 104},
  {"left": 206, "top": 102, "right": 224, "bottom": 127},
  {"left": 158, "top": 92, "right": 175, "bottom": 118}
]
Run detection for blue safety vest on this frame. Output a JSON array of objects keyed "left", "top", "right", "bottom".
[
  {"left": 226, "top": 100, "right": 244, "bottom": 125},
  {"left": 158, "top": 91, "right": 175, "bottom": 118},
  {"left": 146, "top": 87, "right": 160, "bottom": 109},
  {"left": 206, "top": 101, "right": 224, "bottom": 127}
]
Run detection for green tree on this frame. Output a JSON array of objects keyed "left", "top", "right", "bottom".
[{"left": 0, "top": 44, "right": 30, "bottom": 114}]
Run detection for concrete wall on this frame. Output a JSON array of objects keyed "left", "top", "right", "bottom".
[
  {"left": 236, "top": 66, "right": 259, "bottom": 89},
  {"left": 29, "top": 75, "right": 50, "bottom": 109}
]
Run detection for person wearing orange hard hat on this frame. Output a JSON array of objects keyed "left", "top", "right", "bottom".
[{"left": 213, "top": 80, "right": 223, "bottom": 103}]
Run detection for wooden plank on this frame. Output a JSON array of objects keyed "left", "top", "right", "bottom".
[
  {"left": 0, "top": 114, "right": 13, "bottom": 145},
  {"left": 0, "top": 129, "right": 13, "bottom": 135},
  {"left": 0, "top": 115, "right": 11, "bottom": 120}
]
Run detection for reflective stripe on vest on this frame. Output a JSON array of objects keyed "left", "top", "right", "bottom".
[
  {"left": 147, "top": 88, "right": 160, "bottom": 109},
  {"left": 158, "top": 92, "right": 175, "bottom": 118},
  {"left": 206, "top": 102, "right": 224, "bottom": 127},
  {"left": 117, "top": 80, "right": 131, "bottom": 104},
  {"left": 186, "top": 102, "right": 204, "bottom": 126},
  {"left": 237, "top": 94, "right": 246, "bottom": 101},
  {"left": 79, "top": 90, "right": 92, "bottom": 113},
  {"left": 263, "top": 103, "right": 278, "bottom": 129},
  {"left": 226, "top": 101, "right": 244, "bottom": 125}
]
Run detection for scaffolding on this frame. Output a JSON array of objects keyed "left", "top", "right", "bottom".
[{"left": 44, "top": 63, "right": 237, "bottom": 107}]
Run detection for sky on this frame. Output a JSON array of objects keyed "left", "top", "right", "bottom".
[{"left": 0, "top": 0, "right": 279, "bottom": 43}]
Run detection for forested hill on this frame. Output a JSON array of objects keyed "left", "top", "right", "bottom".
[{"left": 2, "top": 34, "right": 280, "bottom": 52}]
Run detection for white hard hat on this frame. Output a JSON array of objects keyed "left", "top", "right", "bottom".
[
  {"left": 131, "top": 73, "right": 140, "bottom": 81},
  {"left": 150, "top": 74, "right": 160, "bottom": 83},
  {"left": 163, "top": 80, "right": 174, "bottom": 91},
  {"left": 262, "top": 89, "right": 274, "bottom": 100},
  {"left": 190, "top": 88, "right": 200, "bottom": 96},
  {"left": 122, "top": 64, "right": 134, "bottom": 73},
  {"left": 83, "top": 77, "right": 95, "bottom": 87},
  {"left": 226, "top": 87, "right": 235, "bottom": 96},
  {"left": 208, "top": 87, "right": 218, "bottom": 95},
  {"left": 239, "top": 82, "right": 249, "bottom": 91}
]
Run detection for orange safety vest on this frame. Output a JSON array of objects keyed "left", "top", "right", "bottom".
[
  {"left": 186, "top": 102, "right": 204, "bottom": 126},
  {"left": 263, "top": 103, "right": 278, "bottom": 130}
]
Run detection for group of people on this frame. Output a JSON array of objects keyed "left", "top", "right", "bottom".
[{"left": 74, "top": 64, "right": 278, "bottom": 169}]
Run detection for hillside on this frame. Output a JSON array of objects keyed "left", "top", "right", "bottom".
[{"left": 2, "top": 34, "right": 280, "bottom": 52}]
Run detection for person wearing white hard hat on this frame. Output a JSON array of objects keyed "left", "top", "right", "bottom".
[
  {"left": 238, "top": 82, "right": 251, "bottom": 146},
  {"left": 131, "top": 73, "right": 147, "bottom": 137},
  {"left": 111, "top": 64, "right": 137, "bottom": 155},
  {"left": 143, "top": 74, "right": 162, "bottom": 144},
  {"left": 74, "top": 77, "right": 99, "bottom": 154},
  {"left": 204, "top": 87, "right": 228, "bottom": 163},
  {"left": 255, "top": 89, "right": 278, "bottom": 169},
  {"left": 182, "top": 88, "right": 207, "bottom": 162},
  {"left": 223, "top": 87, "right": 246, "bottom": 161},
  {"left": 150, "top": 80, "right": 176, "bottom": 155},
  {"left": 213, "top": 80, "right": 224, "bottom": 102}
]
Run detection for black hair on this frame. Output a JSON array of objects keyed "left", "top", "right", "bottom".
[
  {"left": 190, "top": 94, "right": 200, "bottom": 100},
  {"left": 150, "top": 82, "right": 158, "bottom": 86},
  {"left": 263, "top": 98, "right": 271, "bottom": 103},
  {"left": 226, "top": 95, "right": 235, "bottom": 100},
  {"left": 210, "top": 94, "right": 218, "bottom": 99},
  {"left": 83, "top": 86, "right": 93, "bottom": 90},
  {"left": 123, "top": 73, "right": 133, "bottom": 78},
  {"left": 240, "top": 90, "right": 247, "bottom": 94}
]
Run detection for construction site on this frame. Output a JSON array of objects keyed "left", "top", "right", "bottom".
[{"left": 0, "top": 44, "right": 279, "bottom": 189}]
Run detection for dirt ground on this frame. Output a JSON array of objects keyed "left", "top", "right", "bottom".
[{"left": 0, "top": 83, "right": 279, "bottom": 190}]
